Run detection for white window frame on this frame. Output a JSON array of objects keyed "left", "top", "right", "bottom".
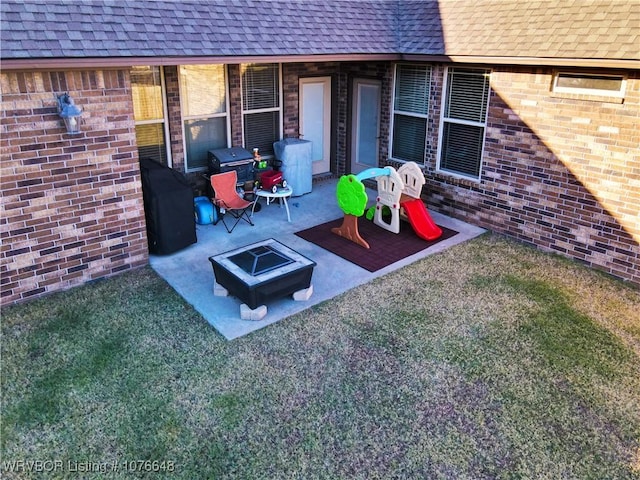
[
  {"left": 389, "top": 63, "right": 431, "bottom": 164},
  {"left": 552, "top": 71, "right": 626, "bottom": 99},
  {"left": 132, "top": 65, "right": 172, "bottom": 167},
  {"left": 437, "top": 67, "right": 491, "bottom": 182},
  {"left": 240, "top": 63, "right": 283, "bottom": 158},
  {"left": 179, "top": 64, "right": 231, "bottom": 173}
]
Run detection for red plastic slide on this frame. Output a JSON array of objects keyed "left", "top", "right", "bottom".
[{"left": 400, "top": 198, "right": 443, "bottom": 241}]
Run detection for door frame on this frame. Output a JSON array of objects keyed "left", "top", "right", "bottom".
[
  {"left": 350, "top": 77, "right": 381, "bottom": 174},
  {"left": 299, "top": 76, "right": 332, "bottom": 175}
]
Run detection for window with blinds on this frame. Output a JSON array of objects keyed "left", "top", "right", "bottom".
[
  {"left": 390, "top": 64, "right": 431, "bottom": 163},
  {"left": 438, "top": 68, "right": 491, "bottom": 180},
  {"left": 131, "top": 66, "right": 169, "bottom": 166},
  {"left": 180, "top": 64, "right": 229, "bottom": 171},
  {"left": 241, "top": 63, "right": 281, "bottom": 157}
]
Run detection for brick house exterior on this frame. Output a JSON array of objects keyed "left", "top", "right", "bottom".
[
  {"left": 1, "top": 1, "right": 639, "bottom": 305},
  {"left": 422, "top": 66, "right": 639, "bottom": 284},
  {"left": 1, "top": 69, "right": 149, "bottom": 304}
]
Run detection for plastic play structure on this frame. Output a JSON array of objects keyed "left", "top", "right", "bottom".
[{"left": 332, "top": 162, "right": 442, "bottom": 249}]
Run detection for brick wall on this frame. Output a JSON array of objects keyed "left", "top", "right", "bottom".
[
  {"left": 164, "top": 66, "right": 185, "bottom": 172},
  {"left": 228, "top": 64, "right": 243, "bottom": 148},
  {"left": 4, "top": 62, "right": 636, "bottom": 307},
  {"left": 282, "top": 62, "right": 341, "bottom": 172},
  {"left": 419, "top": 66, "right": 639, "bottom": 285},
  {"left": 282, "top": 61, "right": 392, "bottom": 175},
  {"left": 1, "top": 69, "right": 148, "bottom": 305}
]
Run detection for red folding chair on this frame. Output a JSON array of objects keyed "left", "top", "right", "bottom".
[{"left": 209, "top": 171, "right": 255, "bottom": 233}]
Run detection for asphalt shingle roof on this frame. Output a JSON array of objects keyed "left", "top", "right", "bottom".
[
  {"left": 1, "top": 0, "right": 638, "bottom": 63},
  {"left": 407, "top": 0, "right": 640, "bottom": 61},
  {"left": 0, "top": 0, "right": 398, "bottom": 59}
]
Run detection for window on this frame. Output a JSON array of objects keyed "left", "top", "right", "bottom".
[
  {"left": 241, "top": 63, "right": 281, "bottom": 157},
  {"left": 390, "top": 64, "right": 431, "bottom": 163},
  {"left": 553, "top": 72, "right": 626, "bottom": 98},
  {"left": 131, "top": 66, "right": 170, "bottom": 166},
  {"left": 438, "top": 67, "right": 491, "bottom": 180},
  {"left": 180, "top": 64, "right": 230, "bottom": 171}
]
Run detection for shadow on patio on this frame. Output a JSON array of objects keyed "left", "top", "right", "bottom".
[{"left": 149, "top": 178, "right": 485, "bottom": 339}]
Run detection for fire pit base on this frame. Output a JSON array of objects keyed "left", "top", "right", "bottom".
[
  {"left": 240, "top": 303, "right": 268, "bottom": 321},
  {"left": 209, "top": 239, "right": 316, "bottom": 315}
]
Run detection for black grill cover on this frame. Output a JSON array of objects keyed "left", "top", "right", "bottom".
[{"left": 139, "top": 158, "right": 196, "bottom": 255}]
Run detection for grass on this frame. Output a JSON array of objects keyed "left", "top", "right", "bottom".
[{"left": 1, "top": 233, "right": 639, "bottom": 479}]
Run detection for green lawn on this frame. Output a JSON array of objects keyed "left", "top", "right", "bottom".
[{"left": 2, "top": 233, "right": 639, "bottom": 479}]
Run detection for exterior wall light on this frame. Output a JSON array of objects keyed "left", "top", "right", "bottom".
[{"left": 56, "top": 93, "right": 83, "bottom": 134}]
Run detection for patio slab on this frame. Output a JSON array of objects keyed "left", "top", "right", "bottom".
[{"left": 149, "top": 179, "right": 485, "bottom": 340}]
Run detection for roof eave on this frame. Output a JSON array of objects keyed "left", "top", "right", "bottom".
[
  {"left": 402, "top": 54, "right": 640, "bottom": 70},
  {"left": 2, "top": 53, "right": 638, "bottom": 71},
  {"left": 0, "top": 53, "right": 402, "bottom": 71}
]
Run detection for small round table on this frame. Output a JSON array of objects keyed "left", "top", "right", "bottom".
[{"left": 251, "top": 186, "right": 293, "bottom": 222}]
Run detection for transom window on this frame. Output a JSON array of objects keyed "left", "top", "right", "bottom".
[
  {"left": 553, "top": 72, "right": 626, "bottom": 98},
  {"left": 390, "top": 64, "right": 431, "bottom": 163},
  {"left": 437, "top": 67, "right": 491, "bottom": 180},
  {"left": 131, "top": 66, "right": 170, "bottom": 166},
  {"left": 241, "top": 63, "right": 282, "bottom": 157},
  {"left": 180, "top": 64, "right": 230, "bottom": 172}
]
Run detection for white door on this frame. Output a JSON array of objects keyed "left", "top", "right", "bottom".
[
  {"left": 299, "top": 77, "right": 331, "bottom": 175},
  {"left": 351, "top": 78, "right": 381, "bottom": 174}
]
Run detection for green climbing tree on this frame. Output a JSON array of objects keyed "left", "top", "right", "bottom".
[{"left": 331, "top": 174, "right": 370, "bottom": 249}]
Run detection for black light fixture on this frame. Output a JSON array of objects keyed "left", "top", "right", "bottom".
[{"left": 56, "top": 93, "right": 83, "bottom": 134}]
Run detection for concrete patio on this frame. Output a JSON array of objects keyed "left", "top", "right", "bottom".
[{"left": 149, "top": 178, "right": 485, "bottom": 340}]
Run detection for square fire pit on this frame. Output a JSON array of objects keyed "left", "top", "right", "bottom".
[{"left": 209, "top": 239, "right": 316, "bottom": 316}]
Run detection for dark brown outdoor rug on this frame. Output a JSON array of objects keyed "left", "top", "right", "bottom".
[{"left": 295, "top": 217, "right": 458, "bottom": 272}]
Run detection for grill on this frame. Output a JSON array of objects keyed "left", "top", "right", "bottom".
[{"left": 207, "top": 147, "right": 254, "bottom": 185}]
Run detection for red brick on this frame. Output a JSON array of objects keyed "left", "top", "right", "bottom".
[{"left": 1, "top": 68, "right": 149, "bottom": 306}]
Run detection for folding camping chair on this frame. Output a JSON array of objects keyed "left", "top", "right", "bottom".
[{"left": 209, "top": 170, "right": 255, "bottom": 233}]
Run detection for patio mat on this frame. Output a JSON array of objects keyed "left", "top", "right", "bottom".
[{"left": 295, "top": 217, "right": 458, "bottom": 272}]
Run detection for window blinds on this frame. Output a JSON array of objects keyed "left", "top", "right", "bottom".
[
  {"left": 244, "top": 111, "right": 280, "bottom": 157},
  {"left": 131, "top": 66, "right": 164, "bottom": 122},
  {"left": 242, "top": 63, "right": 279, "bottom": 111},
  {"left": 394, "top": 64, "right": 430, "bottom": 115},
  {"left": 445, "top": 69, "right": 489, "bottom": 123},
  {"left": 390, "top": 64, "right": 431, "bottom": 163},
  {"left": 180, "top": 65, "right": 227, "bottom": 117},
  {"left": 439, "top": 68, "right": 490, "bottom": 179},
  {"left": 440, "top": 123, "right": 484, "bottom": 177},
  {"left": 392, "top": 114, "right": 427, "bottom": 163}
]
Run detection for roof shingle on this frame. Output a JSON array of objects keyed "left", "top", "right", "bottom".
[
  {"left": 1, "top": 0, "right": 399, "bottom": 59},
  {"left": 1, "top": 0, "right": 638, "bottom": 63},
  {"left": 415, "top": 0, "right": 639, "bottom": 61}
]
